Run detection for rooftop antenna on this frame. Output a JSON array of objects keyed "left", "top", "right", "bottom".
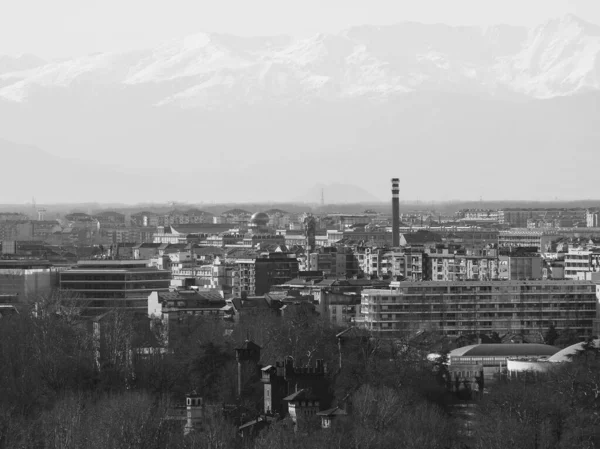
[{"left": 321, "top": 188, "right": 325, "bottom": 207}]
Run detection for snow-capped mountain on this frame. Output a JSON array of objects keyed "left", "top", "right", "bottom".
[
  {"left": 1, "top": 14, "right": 600, "bottom": 205},
  {"left": 1, "top": 14, "right": 599, "bottom": 107}
]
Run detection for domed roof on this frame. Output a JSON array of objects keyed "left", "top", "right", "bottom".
[
  {"left": 250, "top": 212, "right": 269, "bottom": 225},
  {"left": 548, "top": 339, "right": 600, "bottom": 363}
]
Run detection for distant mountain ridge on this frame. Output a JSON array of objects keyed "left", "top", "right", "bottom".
[
  {"left": 2, "top": 15, "right": 600, "bottom": 203},
  {"left": 1, "top": 14, "right": 600, "bottom": 105}
]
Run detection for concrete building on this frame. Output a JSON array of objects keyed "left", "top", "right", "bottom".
[
  {"left": 233, "top": 253, "right": 299, "bottom": 297},
  {"left": 498, "top": 254, "right": 543, "bottom": 280},
  {"left": 59, "top": 260, "right": 171, "bottom": 314},
  {"left": 0, "top": 260, "right": 56, "bottom": 300},
  {"left": 359, "top": 280, "right": 599, "bottom": 337},
  {"left": 587, "top": 209, "right": 600, "bottom": 228},
  {"left": 499, "top": 209, "right": 586, "bottom": 228},
  {"left": 564, "top": 249, "right": 600, "bottom": 280},
  {"left": 424, "top": 249, "right": 498, "bottom": 282},
  {"left": 382, "top": 248, "right": 424, "bottom": 281},
  {"left": 318, "top": 291, "right": 361, "bottom": 327},
  {"left": 94, "top": 211, "right": 126, "bottom": 226},
  {"left": 498, "top": 230, "right": 560, "bottom": 252}
]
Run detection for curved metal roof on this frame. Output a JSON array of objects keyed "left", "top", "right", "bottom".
[
  {"left": 450, "top": 343, "right": 560, "bottom": 358},
  {"left": 548, "top": 339, "right": 600, "bottom": 363}
]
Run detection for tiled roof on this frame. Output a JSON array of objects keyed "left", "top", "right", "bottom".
[
  {"left": 317, "top": 407, "right": 347, "bottom": 417},
  {"left": 283, "top": 389, "right": 318, "bottom": 402}
]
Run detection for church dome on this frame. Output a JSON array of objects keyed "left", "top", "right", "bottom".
[{"left": 250, "top": 212, "right": 269, "bottom": 226}]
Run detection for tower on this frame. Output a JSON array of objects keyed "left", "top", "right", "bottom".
[
  {"left": 235, "top": 340, "right": 261, "bottom": 399},
  {"left": 392, "top": 178, "right": 400, "bottom": 247},
  {"left": 304, "top": 214, "right": 317, "bottom": 271},
  {"left": 184, "top": 391, "right": 204, "bottom": 436}
]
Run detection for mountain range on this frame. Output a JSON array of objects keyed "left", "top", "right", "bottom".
[
  {"left": 0, "top": 14, "right": 600, "bottom": 204},
  {"left": 1, "top": 14, "right": 600, "bottom": 105}
]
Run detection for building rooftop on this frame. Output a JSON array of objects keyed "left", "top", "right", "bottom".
[
  {"left": 75, "top": 260, "right": 150, "bottom": 267},
  {"left": 547, "top": 339, "right": 600, "bottom": 363},
  {"left": 450, "top": 343, "right": 560, "bottom": 358},
  {"left": 283, "top": 389, "right": 318, "bottom": 402},
  {"left": 317, "top": 407, "right": 348, "bottom": 417}
]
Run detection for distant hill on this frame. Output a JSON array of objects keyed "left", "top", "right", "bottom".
[
  {"left": 296, "top": 183, "right": 382, "bottom": 204},
  {"left": 0, "top": 139, "right": 161, "bottom": 204}
]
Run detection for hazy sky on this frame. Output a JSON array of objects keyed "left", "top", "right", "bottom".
[{"left": 2, "top": 0, "right": 599, "bottom": 58}]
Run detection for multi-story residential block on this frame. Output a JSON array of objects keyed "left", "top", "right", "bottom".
[
  {"left": 459, "top": 209, "right": 500, "bottom": 221},
  {"left": 498, "top": 254, "right": 543, "bottom": 280},
  {"left": 94, "top": 211, "right": 126, "bottom": 227},
  {"left": 587, "top": 209, "right": 600, "bottom": 228},
  {"left": 359, "top": 280, "right": 599, "bottom": 337},
  {"left": 382, "top": 248, "right": 424, "bottom": 280},
  {"left": 0, "top": 213, "right": 30, "bottom": 222},
  {"left": 0, "top": 260, "right": 56, "bottom": 300},
  {"left": 318, "top": 292, "right": 361, "bottom": 327},
  {"left": 130, "top": 211, "right": 159, "bottom": 227},
  {"left": 233, "top": 253, "right": 299, "bottom": 297},
  {"left": 424, "top": 250, "right": 499, "bottom": 282},
  {"left": 498, "top": 229, "right": 560, "bottom": 251},
  {"left": 306, "top": 252, "right": 336, "bottom": 275},
  {"left": 564, "top": 249, "right": 600, "bottom": 280},
  {"left": 265, "top": 209, "right": 291, "bottom": 229},
  {"left": 59, "top": 260, "right": 171, "bottom": 314},
  {"left": 174, "top": 261, "right": 236, "bottom": 292},
  {"left": 362, "top": 247, "right": 386, "bottom": 278},
  {"left": 499, "top": 209, "right": 586, "bottom": 228}
]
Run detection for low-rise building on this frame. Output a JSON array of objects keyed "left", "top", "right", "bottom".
[
  {"left": 449, "top": 343, "right": 560, "bottom": 382},
  {"left": 148, "top": 290, "right": 230, "bottom": 345}
]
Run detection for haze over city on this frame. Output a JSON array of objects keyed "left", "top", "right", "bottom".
[
  {"left": 0, "top": 1, "right": 599, "bottom": 204},
  {"left": 3, "top": 2, "right": 600, "bottom": 448}
]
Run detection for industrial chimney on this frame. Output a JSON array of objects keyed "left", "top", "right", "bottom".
[{"left": 391, "top": 178, "right": 400, "bottom": 247}]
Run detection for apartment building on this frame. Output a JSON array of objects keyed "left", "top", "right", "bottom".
[
  {"left": 0, "top": 260, "right": 56, "bottom": 300},
  {"left": 498, "top": 229, "right": 560, "bottom": 251},
  {"left": 499, "top": 209, "right": 586, "bottom": 227},
  {"left": 564, "top": 249, "right": 600, "bottom": 280},
  {"left": 382, "top": 249, "right": 424, "bottom": 280},
  {"left": 359, "top": 280, "right": 599, "bottom": 337},
  {"left": 587, "top": 209, "right": 600, "bottom": 228},
  {"left": 233, "top": 253, "right": 299, "bottom": 297},
  {"left": 498, "top": 254, "right": 543, "bottom": 280}
]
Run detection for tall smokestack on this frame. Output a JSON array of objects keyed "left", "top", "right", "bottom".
[{"left": 392, "top": 178, "right": 400, "bottom": 247}]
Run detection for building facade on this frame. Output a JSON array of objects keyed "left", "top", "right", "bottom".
[
  {"left": 359, "top": 280, "right": 598, "bottom": 337},
  {"left": 59, "top": 260, "right": 171, "bottom": 314}
]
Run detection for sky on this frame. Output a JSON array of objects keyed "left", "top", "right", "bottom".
[{"left": 1, "top": 0, "right": 599, "bottom": 58}]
